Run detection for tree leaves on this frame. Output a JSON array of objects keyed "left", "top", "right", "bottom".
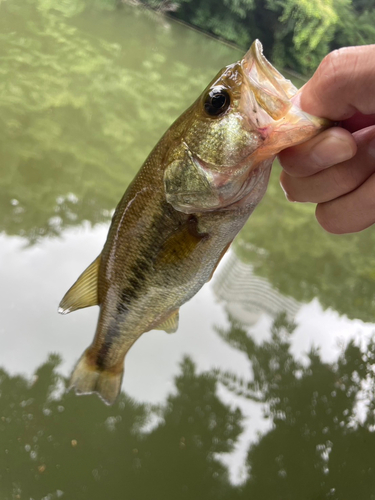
[{"left": 143, "top": 0, "right": 375, "bottom": 74}]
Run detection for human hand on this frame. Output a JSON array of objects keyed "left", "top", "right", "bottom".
[{"left": 278, "top": 45, "right": 375, "bottom": 234}]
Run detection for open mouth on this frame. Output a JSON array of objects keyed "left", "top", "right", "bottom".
[
  {"left": 241, "top": 40, "right": 298, "bottom": 121},
  {"left": 241, "top": 40, "right": 330, "bottom": 153}
]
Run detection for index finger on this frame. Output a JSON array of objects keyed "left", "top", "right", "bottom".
[{"left": 297, "top": 45, "right": 375, "bottom": 120}]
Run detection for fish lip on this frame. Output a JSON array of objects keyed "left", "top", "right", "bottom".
[
  {"left": 240, "top": 40, "right": 298, "bottom": 124},
  {"left": 240, "top": 40, "right": 330, "bottom": 149},
  {"left": 241, "top": 39, "right": 297, "bottom": 101}
]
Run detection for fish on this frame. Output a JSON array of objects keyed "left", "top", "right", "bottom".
[{"left": 59, "top": 40, "right": 328, "bottom": 405}]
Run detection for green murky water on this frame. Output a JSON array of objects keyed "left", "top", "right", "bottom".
[{"left": 1, "top": 1, "right": 375, "bottom": 498}]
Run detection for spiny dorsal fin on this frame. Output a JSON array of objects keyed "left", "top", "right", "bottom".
[
  {"left": 58, "top": 255, "right": 101, "bottom": 315},
  {"left": 155, "top": 309, "right": 179, "bottom": 334}
]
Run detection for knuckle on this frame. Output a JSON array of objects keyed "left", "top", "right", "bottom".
[{"left": 316, "top": 49, "right": 349, "bottom": 92}]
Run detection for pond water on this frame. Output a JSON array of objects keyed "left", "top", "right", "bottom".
[{"left": 1, "top": 1, "right": 375, "bottom": 498}]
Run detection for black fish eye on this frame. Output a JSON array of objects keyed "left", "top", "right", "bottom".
[{"left": 204, "top": 88, "right": 230, "bottom": 117}]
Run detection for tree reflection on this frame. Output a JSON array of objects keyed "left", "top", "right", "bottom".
[
  {"left": 1, "top": 0, "right": 374, "bottom": 322},
  {"left": 0, "top": 0, "right": 235, "bottom": 244},
  {"left": 2, "top": 318, "right": 375, "bottom": 498},
  {"left": 219, "top": 314, "right": 375, "bottom": 499},
  {"left": 234, "top": 168, "right": 375, "bottom": 322},
  {"left": 0, "top": 355, "right": 241, "bottom": 499}
]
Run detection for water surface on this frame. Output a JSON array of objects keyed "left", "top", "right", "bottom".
[{"left": 1, "top": 1, "right": 375, "bottom": 498}]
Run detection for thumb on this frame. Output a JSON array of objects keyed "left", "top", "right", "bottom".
[{"left": 298, "top": 45, "right": 375, "bottom": 121}]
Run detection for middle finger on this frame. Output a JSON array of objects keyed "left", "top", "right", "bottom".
[
  {"left": 278, "top": 127, "right": 356, "bottom": 178},
  {"left": 280, "top": 126, "right": 375, "bottom": 203}
]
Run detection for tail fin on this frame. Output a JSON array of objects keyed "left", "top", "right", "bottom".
[{"left": 69, "top": 353, "right": 124, "bottom": 406}]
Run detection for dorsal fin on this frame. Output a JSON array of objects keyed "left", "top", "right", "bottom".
[
  {"left": 154, "top": 309, "right": 179, "bottom": 334},
  {"left": 58, "top": 255, "right": 101, "bottom": 315}
]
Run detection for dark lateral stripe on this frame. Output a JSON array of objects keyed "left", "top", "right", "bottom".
[
  {"left": 117, "top": 302, "right": 129, "bottom": 314},
  {"left": 116, "top": 254, "right": 153, "bottom": 315},
  {"left": 99, "top": 205, "right": 180, "bottom": 368},
  {"left": 96, "top": 322, "right": 119, "bottom": 369}
]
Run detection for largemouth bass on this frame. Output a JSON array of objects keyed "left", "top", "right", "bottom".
[{"left": 59, "top": 40, "right": 328, "bottom": 405}]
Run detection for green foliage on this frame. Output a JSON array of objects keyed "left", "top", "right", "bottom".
[
  {"left": 43, "top": 0, "right": 374, "bottom": 75},
  {"left": 140, "top": 0, "right": 375, "bottom": 74},
  {"left": 332, "top": 1, "right": 375, "bottom": 48},
  {"left": 171, "top": 0, "right": 255, "bottom": 47},
  {"left": 266, "top": 0, "right": 343, "bottom": 72}
]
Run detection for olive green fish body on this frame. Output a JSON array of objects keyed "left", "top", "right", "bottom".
[
  {"left": 89, "top": 135, "right": 266, "bottom": 372},
  {"left": 59, "top": 40, "right": 329, "bottom": 405}
]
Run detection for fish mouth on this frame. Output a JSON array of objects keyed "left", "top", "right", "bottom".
[
  {"left": 241, "top": 40, "right": 329, "bottom": 152},
  {"left": 241, "top": 39, "right": 298, "bottom": 122}
]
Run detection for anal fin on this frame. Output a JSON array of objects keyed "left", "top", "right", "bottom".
[
  {"left": 59, "top": 255, "right": 101, "bottom": 315},
  {"left": 155, "top": 309, "right": 179, "bottom": 334}
]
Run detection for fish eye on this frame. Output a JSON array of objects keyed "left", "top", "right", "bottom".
[{"left": 204, "top": 88, "right": 230, "bottom": 117}]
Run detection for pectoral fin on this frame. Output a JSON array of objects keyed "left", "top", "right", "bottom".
[
  {"left": 59, "top": 255, "right": 101, "bottom": 315},
  {"left": 155, "top": 309, "right": 179, "bottom": 334}
]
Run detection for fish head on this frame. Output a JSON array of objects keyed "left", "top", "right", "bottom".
[{"left": 164, "top": 40, "right": 329, "bottom": 213}]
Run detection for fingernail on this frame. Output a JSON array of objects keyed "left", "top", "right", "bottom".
[{"left": 311, "top": 134, "right": 355, "bottom": 167}]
